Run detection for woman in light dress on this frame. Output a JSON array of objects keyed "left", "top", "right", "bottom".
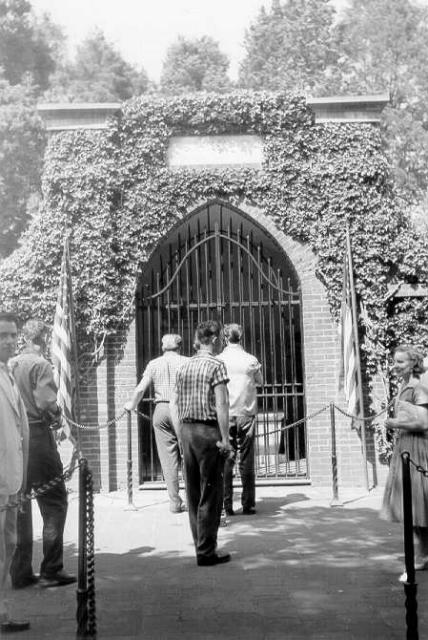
[{"left": 381, "top": 344, "right": 428, "bottom": 570}]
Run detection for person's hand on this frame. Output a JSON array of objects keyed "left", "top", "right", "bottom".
[
  {"left": 124, "top": 401, "right": 135, "bottom": 413},
  {"left": 216, "top": 440, "right": 235, "bottom": 460},
  {"left": 385, "top": 418, "right": 399, "bottom": 429}
]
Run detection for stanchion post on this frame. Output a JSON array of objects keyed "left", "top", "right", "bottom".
[
  {"left": 401, "top": 452, "right": 419, "bottom": 640},
  {"left": 330, "top": 403, "right": 342, "bottom": 507},
  {"left": 76, "top": 458, "right": 88, "bottom": 637},
  {"left": 125, "top": 410, "right": 137, "bottom": 510}
]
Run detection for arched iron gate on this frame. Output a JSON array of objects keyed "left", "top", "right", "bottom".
[{"left": 136, "top": 201, "right": 307, "bottom": 483}]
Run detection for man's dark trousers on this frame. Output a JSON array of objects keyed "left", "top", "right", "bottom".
[
  {"left": 224, "top": 416, "right": 256, "bottom": 512},
  {"left": 180, "top": 422, "right": 224, "bottom": 560},
  {"left": 10, "top": 422, "right": 67, "bottom": 585}
]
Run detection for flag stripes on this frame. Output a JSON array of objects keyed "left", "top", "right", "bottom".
[
  {"left": 52, "top": 239, "right": 75, "bottom": 422},
  {"left": 339, "top": 253, "right": 359, "bottom": 417}
]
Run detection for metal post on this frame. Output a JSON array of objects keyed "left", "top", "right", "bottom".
[
  {"left": 76, "top": 458, "right": 88, "bottom": 637},
  {"left": 345, "top": 222, "right": 369, "bottom": 491},
  {"left": 330, "top": 403, "right": 342, "bottom": 507},
  {"left": 401, "top": 452, "right": 419, "bottom": 640},
  {"left": 125, "top": 411, "right": 137, "bottom": 510}
]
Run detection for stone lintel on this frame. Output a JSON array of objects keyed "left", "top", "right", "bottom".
[
  {"left": 306, "top": 93, "right": 390, "bottom": 123},
  {"left": 37, "top": 94, "right": 390, "bottom": 132},
  {"left": 37, "top": 102, "right": 121, "bottom": 131},
  {"left": 387, "top": 283, "right": 428, "bottom": 298}
]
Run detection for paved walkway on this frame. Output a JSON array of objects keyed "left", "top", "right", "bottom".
[{"left": 10, "top": 484, "right": 428, "bottom": 639}]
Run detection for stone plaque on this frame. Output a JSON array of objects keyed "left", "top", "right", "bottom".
[{"left": 167, "top": 135, "right": 263, "bottom": 169}]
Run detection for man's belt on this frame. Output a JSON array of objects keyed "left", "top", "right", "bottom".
[
  {"left": 28, "top": 418, "right": 61, "bottom": 430},
  {"left": 182, "top": 418, "right": 218, "bottom": 426}
]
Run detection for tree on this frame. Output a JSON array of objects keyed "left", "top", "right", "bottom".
[
  {"left": 160, "top": 36, "right": 232, "bottom": 94},
  {"left": 0, "top": 75, "right": 45, "bottom": 257},
  {"left": 0, "top": 0, "right": 62, "bottom": 92},
  {"left": 332, "top": 0, "right": 428, "bottom": 207},
  {"left": 44, "top": 28, "right": 149, "bottom": 102},
  {"left": 239, "top": 0, "right": 339, "bottom": 95}
]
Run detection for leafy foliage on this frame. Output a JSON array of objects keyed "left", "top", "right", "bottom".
[
  {"left": 160, "top": 36, "right": 232, "bottom": 94},
  {"left": 239, "top": 0, "right": 428, "bottom": 216},
  {"left": 44, "top": 28, "right": 149, "bottom": 102},
  {"left": 1, "top": 91, "right": 427, "bottom": 459},
  {"left": 0, "top": 0, "right": 62, "bottom": 92},
  {"left": 239, "top": 0, "right": 339, "bottom": 95},
  {"left": 331, "top": 0, "right": 428, "bottom": 208},
  {"left": 0, "top": 76, "right": 45, "bottom": 257}
]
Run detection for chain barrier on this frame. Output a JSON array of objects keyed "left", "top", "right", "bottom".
[
  {"left": 66, "top": 410, "right": 127, "bottom": 432},
  {"left": 254, "top": 404, "right": 330, "bottom": 438},
  {"left": 61, "top": 399, "right": 393, "bottom": 436},
  {"left": 407, "top": 456, "right": 428, "bottom": 478},
  {"left": 333, "top": 399, "right": 394, "bottom": 423},
  {"left": 0, "top": 449, "right": 81, "bottom": 513}
]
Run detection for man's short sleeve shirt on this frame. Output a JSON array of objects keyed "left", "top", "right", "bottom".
[
  {"left": 217, "top": 344, "right": 262, "bottom": 417},
  {"left": 136, "top": 352, "right": 188, "bottom": 403},
  {"left": 176, "top": 352, "right": 229, "bottom": 422}
]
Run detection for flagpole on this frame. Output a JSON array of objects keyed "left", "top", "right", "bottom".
[
  {"left": 345, "top": 221, "right": 369, "bottom": 491},
  {"left": 64, "top": 237, "right": 82, "bottom": 450}
]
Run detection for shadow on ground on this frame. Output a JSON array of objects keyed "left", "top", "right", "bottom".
[{"left": 13, "top": 496, "right": 428, "bottom": 640}]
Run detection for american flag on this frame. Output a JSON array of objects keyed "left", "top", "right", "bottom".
[
  {"left": 51, "top": 238, "right": 76, "bottom": 425},
  {"left": 339, "top": 252, "right": 359, "bottom": 417}
]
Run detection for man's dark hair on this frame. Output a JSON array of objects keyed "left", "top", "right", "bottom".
[
  {"left": 195, "top": 320, "right": 221, "bottom": 345},
  {"left": 0, "top": 311, "right": 18, "bottom": 326},
  {"left": 224, "top": 323, "right": 242, "bottom": 344}
]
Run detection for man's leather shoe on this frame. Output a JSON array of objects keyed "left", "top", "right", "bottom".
[
  {"left": 242, "top": 507, "right": 256, "bottom": 515},
  {"left": 197, "top": 553, "right": 231, "bottom": 567},
  {"left": 12, "top": 575, "right": 39, "bottom": 589},
  {"left": 39, "top": 570, "right": 76, "bottom": 588},
  {"left": 0, "top": 619, "right": 30, "bottom": 632}
]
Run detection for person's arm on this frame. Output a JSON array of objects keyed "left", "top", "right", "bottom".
[
  {"left": 32, "top": 361, "right": 60, "bottom": 418},
  {"left": 386, "top": 401, "right": 428, "bottom": 432},
  {"left": 20, "top": 400, "right": 29, "bottom": 491},
  {"left": 254, "top": 365, "right": 263, "bottom": 386},
  {"left": 169, "top": 387, "right": 180, "bottom": 433},
  {"left": 214, "top": 383, "right": 233, "bottom": 457},
  {"left": 124, "top": 371, "right": 150, "bottom": 412}
]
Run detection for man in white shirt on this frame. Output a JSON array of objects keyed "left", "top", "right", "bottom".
[{"left": 218, "top": 324, "right": 262, "bottom": 516}]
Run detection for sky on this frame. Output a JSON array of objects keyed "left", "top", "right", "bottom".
[{"left": 30, "top": 0, "right": 276, "bottom": 82}]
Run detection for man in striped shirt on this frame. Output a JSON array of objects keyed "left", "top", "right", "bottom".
[
  {"left": 171, "top": 320, "right": 233, "bottom": 566},
  {"left": 125, "top": 334, "right": 188, "bottom": 513}
]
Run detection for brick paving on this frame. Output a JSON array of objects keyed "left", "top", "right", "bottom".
[{"left": 10, "top": 485, "right": 428, "bottom": 639}]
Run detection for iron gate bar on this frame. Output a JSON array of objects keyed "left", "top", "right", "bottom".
[{"left": 148, "top": 231, "right": 296, "bottom": 300}]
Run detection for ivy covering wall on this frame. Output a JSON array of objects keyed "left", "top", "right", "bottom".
[{"left": 1, "top": 91, "right": 427, "bottom": 452}]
